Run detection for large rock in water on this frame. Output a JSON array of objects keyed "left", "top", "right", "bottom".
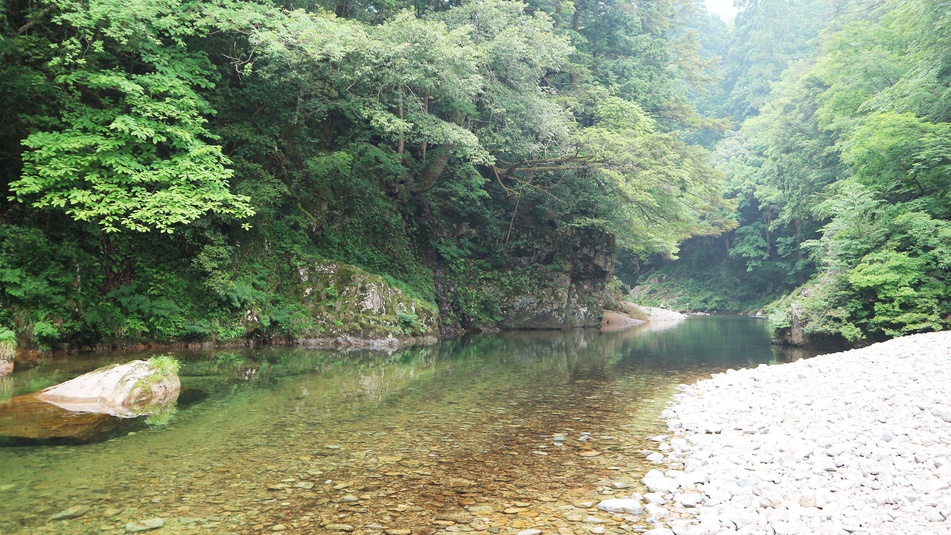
[
  {"left": 36, "top": 359, "right": 180, "bottom": 417},
  {"left": 0, "top": 360, "right": 180, "bottom": 444}
]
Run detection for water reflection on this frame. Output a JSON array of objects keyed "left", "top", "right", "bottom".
[{"left": 0, "top": 316, "right": 808, "bottom": 534}]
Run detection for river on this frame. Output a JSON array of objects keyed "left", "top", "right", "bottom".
[{"left": 0, "top": 316, "right": 811, "bottom": 534}]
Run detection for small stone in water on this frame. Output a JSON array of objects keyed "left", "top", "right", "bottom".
[
  {"left": 468, "top": 505, "right": 494, "bottom": 513},
  {"left": 124, "top": 517, "right": 164, "bottom": 533},
  {"left": 466, "top": 505, "right": 494, "bottom": 513},
  {"left": 51, "top": 505, "right": 90, "bottom": 520},
  {"left": 597, "top": 498, "right": 643, "bottom": 515},
  {"left": 324, "top": 524, "right": 354, "bottom": 532}
]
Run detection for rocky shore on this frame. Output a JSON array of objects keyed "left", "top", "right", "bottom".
[{"left": 639, "top": 331, "right": 951, "bottom": 535}]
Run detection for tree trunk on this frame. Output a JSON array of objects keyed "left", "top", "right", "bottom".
[
  {"left": 413, "top": 144, "right": 454, "bottom": 193},
  {"left": 397, "top": 98, "right": 405, "bottom": 156}
]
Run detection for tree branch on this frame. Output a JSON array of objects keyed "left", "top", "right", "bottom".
[{"left": 16, "top": 8, "right": 51, "bottom": 36}]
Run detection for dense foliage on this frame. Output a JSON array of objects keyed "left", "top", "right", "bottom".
[
  {"left": 0, "top": 0, "right": 727, "bottom": 348},
  {"left": 634, "top": 0, "right": 951, "bottom": 346}
]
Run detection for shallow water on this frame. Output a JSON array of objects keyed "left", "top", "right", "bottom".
[{"left": 0, "top": 316, "right": 808, "bottom": 534}]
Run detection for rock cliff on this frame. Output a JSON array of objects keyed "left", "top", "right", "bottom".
[
  {"left": 491, "top": 228, "right": 619, "bottom": 330},
  {"left": 292, "top": 260, "right": 440, "bottom": 345}
]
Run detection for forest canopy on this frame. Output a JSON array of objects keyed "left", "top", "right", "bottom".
[
  {"left": 0, "top": 0, "right": 729, "bottom": 346},
  {"left": 636, "top": 0, "right": 951, "bottom": 346},
  {"left": 5, "top": 0, "right": 945, "bottom": 349}
]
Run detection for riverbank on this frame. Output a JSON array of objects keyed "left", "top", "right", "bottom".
[{"left": 641, "top": 331, "right": 951, "bottom": 534}]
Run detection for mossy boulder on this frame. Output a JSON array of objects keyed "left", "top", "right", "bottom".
[
  {"left": 0, "top": 358, "right": 181, "bottom": 444},
  {"left": 36, "top": 358, "right": 181, "bottom": 417},
  {"left": 293, "top": 260, "right": 439, "bottom": 342}
]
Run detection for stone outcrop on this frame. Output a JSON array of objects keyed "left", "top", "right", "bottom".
[
  {"left": 493, "top": 228, "right": 619, "bottom": 330},
  {"left": 293, "top": 260, "right": 439, "bottom": 345},
  {"left": 770, "top": 300, "right": 848, "bottom": 349}
]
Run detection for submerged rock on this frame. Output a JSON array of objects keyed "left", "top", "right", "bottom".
[
  {"left": 50, "top": 505, "right": 90, "bottom": 520},
  {"left": 124, "top": 517, "right": 164, "bottom": 532},
  {"left": 0, "top": 395, "right": 125, "bottom": 444}
]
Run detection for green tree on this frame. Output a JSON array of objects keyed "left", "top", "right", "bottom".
[{"left": 7, "top": 0, "right": 255, "bottom": 233}]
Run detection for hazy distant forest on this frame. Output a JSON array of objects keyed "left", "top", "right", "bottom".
[{"left": 1, "top": 0, "right": 949, "bottom": 350}]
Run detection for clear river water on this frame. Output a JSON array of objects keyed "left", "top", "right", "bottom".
[{"left": 0, "top": 316, "right": 813, "bottom": 534}]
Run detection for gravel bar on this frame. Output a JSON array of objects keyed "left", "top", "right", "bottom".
[{"left": 641, "top": 331, "right": 951, "bottom": 535}]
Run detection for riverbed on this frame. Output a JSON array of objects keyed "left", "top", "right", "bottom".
[
  {"left": 0, "top": 316, "right": 807, "bottom": 534},
  {"left": 648, "top": 331, "right": 951, "bottom": 535}
]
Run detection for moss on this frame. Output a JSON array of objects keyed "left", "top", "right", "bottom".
[
  {"left": 145, "top": 406, "right": 178, "bottom": 427},
  {"left": 147, "top": 355, "right": 181, "bottom": 378},
  {"left": 0, "top": 327, "right": 16, "bottom": 360},
  {"left": 294, "top": 259, "right": 439, "bottom": 339}
]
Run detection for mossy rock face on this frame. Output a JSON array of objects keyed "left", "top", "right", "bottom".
[
  {"left": 294, "top": 260, "right": 439, "bottom": 340},
  {"left": 488, "top": 228, "right": 617, "bottom": 330}
]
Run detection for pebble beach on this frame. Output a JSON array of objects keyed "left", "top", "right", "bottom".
[{"left": 640, "top": 331, "right": 951, "bottom": 535}]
